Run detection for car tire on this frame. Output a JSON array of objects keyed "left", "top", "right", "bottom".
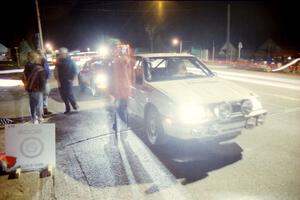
[{"left": 145, "top": 107, "right": 167, "bottom": 146}]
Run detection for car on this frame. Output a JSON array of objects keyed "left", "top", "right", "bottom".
[
  {"left": 70, "top": 51, "right": 99, "bottom": 71},
  {"left": 78, "top": 57, "right": 110, "bottom": 96},
  {"left": 128, "top": 53, "right": 267, "bottom": 146}
]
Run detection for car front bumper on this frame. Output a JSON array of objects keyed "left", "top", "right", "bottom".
[{"left": 162, "top": 109, "right": 267, "bottom": 140}]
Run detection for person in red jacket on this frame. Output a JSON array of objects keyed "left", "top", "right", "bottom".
[{"left": 109, "top": 44, "right": 134, "bottom": 132}]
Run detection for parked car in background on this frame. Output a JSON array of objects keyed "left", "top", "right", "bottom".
[
  {"left": 70, "top": 51, "right": 99, "bottom": 72},
  {"left": 78, "top": 57, "right": 111, "bottom": 96}
]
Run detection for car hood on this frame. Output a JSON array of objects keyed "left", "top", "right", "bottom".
[{"left": 147, "top": 77, "right": 256, "bottom": 105}]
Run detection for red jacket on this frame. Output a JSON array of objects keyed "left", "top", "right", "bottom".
[{"left": 109, "top": 56, "right": 134, "bottom": 99}]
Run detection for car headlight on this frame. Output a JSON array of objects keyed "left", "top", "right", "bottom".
[
  {"left": 241, "top": 99, "right": 253, "bottom": 115},
  {"left": 214, "top": 102, "right": 232, "bottom": 120},
  {"left": 75, "top": 60, "right": 83, "bottom": 66},
  {"left": 95, "top": 74, "right": 108, "bottom": 89},
  {"left": 177, "top": 103, "right": 207, "bottom": 124},
  {"left": 250, "top": 98, "right": 263, "bottom": 111}
]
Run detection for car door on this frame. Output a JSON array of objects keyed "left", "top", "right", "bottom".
[{"left": 128, "top": 58, "right": 147, "bottom": 117}]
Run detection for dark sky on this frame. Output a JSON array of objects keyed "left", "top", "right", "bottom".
[{"left": 1, "top": 1, "right": 299, "bottom": 52}]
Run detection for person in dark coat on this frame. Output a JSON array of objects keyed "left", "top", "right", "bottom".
[
  {"left": 37, "top": 49, "right": 52, "bottom": 116},
  {"left": 23, "top": 51, "right": 46, "bottom": 124},
  {"left": 54, "top": 47, "right": 79, "bottom": 114}
]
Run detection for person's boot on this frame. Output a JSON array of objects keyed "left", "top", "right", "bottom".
[{"left": 43, "top": 108, "right": 53, "bottom": 116}]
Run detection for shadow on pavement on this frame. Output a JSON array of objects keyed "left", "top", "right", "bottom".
[
  {"left": 49, "top": 86, "right": 104, "bottom": 103},
  {"left": 47, "top": 108, "right": 165, "bottom": 189}
]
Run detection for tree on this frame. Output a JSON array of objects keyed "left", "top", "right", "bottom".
[{"left": 19, "top": 39, "right": 33, "bottom": 66}]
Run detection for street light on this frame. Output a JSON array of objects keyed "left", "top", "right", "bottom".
[
  {"left": 172, "top": 38, "right": 182, "bottom": 53},
  {"left": 45, "top": 43, "right": 53, "bottom": 51},
  {"left": 97, "top": 45, "right": 109, "bottom": 57}
]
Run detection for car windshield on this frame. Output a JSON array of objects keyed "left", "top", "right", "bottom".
[{"left": 144, "top": 57, "right": 213, "bottom": 82}]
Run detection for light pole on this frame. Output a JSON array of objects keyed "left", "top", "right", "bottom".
[
  {"left": 238, "top": 42, "right": 243, "bottom": 60},
  {"left": 172, "top": 38, "right": 182, "bottom": 53},
  {"left": 212, "top": 40, "right": 215, "bottom": 61},
  {"left": 226, "top": 4, "right": 231, "bottom": 61},
  {"left": 14, "top": 47, "right": 20, "bottom": 67},
  {"left": 146, "top": 25, "right": 156, "bottom": 52},
  {"left": 35, "top": 0, "right": 44, "bottom": 50}
]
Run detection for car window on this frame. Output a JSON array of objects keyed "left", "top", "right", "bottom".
[
  {"left": 134, "top": 59, "right": 143, "bottom": 85},
  {"left": 145, "top": 57, "right": 212, "bottom": 82}
]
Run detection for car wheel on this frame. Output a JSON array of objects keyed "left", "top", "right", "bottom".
[{"left": 145, "top": 108, "right": 166, "bottom": 146}]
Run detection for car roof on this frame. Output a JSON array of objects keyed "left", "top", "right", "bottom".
[{"left": 135, "top": 53, "right": 195, "bottom": 59}]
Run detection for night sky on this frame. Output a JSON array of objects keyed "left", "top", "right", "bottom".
[{"left": 1, "top": 1, "right": 299, "bottom": 52}]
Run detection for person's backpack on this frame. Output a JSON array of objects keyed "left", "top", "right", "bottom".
[{"left": 22, "top": 66, "right": 44, "bottom": 91}]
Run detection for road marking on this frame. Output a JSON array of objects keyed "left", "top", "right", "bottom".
[
  {"left": 0, "top": 65, "right": 55, "bottom": 74},
  {"left": 258, "top": 92, "right": 300, "bottom": 102},
  {"left": 214, "top": 70, "right": 300, "bottom": 84},
  {"left": 219, "top": 75, "right": 300, "bottom": 91},
  {"left": 264, "top": 102, "right": 285, "bottom": 109},
  {"left": 284, "top": 107, "right": 300, "bottom": 113}
]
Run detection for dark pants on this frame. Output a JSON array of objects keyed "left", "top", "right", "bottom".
[
  {"left": 113, "top": 98, "right": 128, "bottom": 132},
  {"left": 59, "top": 82, "right": 78, "bottom": 111}
]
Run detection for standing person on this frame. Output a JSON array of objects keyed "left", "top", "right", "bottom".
[
  {"left": 109, "top": 44, "right": 134, "bottom": 132},
  {"left": 23, "top": 51, "right": 46, "bottom": 124},
  {"left": 37, "top": 49, "right": 52, "bottom": 116},
  {"left": 54, "top": 47, "right": 79, "bottom": 114}
]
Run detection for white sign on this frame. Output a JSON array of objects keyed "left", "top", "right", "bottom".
[{"left": 5, "top": 124, "right": 56, "bottom": 170}]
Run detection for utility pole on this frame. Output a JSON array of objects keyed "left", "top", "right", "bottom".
[
  {"left": 212, "top": 40, "right": 215, "bottom": 61},
  {"left": 238, "top": 42, "right": 243, "bottom": 60},
  {"left": 145, "top": 25, "right": 156, "bottom": 52},
  {"left": 14, "top": 47, "right": 20, "bottom": 66},
  {"left": 35, "top": 0, "right": 44, "bottom": 50},
  {"left": 179, "top": 40, "right": 182, "bottom": 53},
  {"left": 226, "top": 4, "right": 231, "bottom": 61}
]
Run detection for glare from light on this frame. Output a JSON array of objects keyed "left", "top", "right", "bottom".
[
  {"left": 45, "top": 43, "right": 52, "bottom": 51},
  {"left": 250, "top": 98, "right": 262, "bottom": 111},
  {"left": 178, "top": 103, "right": 207, "bottom": 124},
  {"left": 288, "top": 56, "right": 292, "bottom": 60},
  {"left": 87, "top": 48, "right": 90, "bottom": 52},
  {"left": 172, "top": 38, "right": 179, "bottom": 46},
  {"left": 95, "top": 74, "right": 108, "bottom": 89},
  {"left": 157, "top": 1, "right": 163, "bottom": 18},
  {"left": 0, "top": 79, "right": 24, "bottom": 87},
  {"left": 164, "top": 117, "right": 172, "bottom": 126},
  {"left": 98, "top": 45, "right": 109, "bottom": 57}
]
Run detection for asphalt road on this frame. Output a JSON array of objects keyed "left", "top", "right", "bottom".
[{"left": 0, "top": 67, "right": 300, "bottom": 200}]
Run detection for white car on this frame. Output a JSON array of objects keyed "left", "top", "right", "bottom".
[
  {"left": 78, "top": 58, "right": 110, "bottom": 96},
  {"left": 128, "top": 53, "right": 267, "bottom": 146}
]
